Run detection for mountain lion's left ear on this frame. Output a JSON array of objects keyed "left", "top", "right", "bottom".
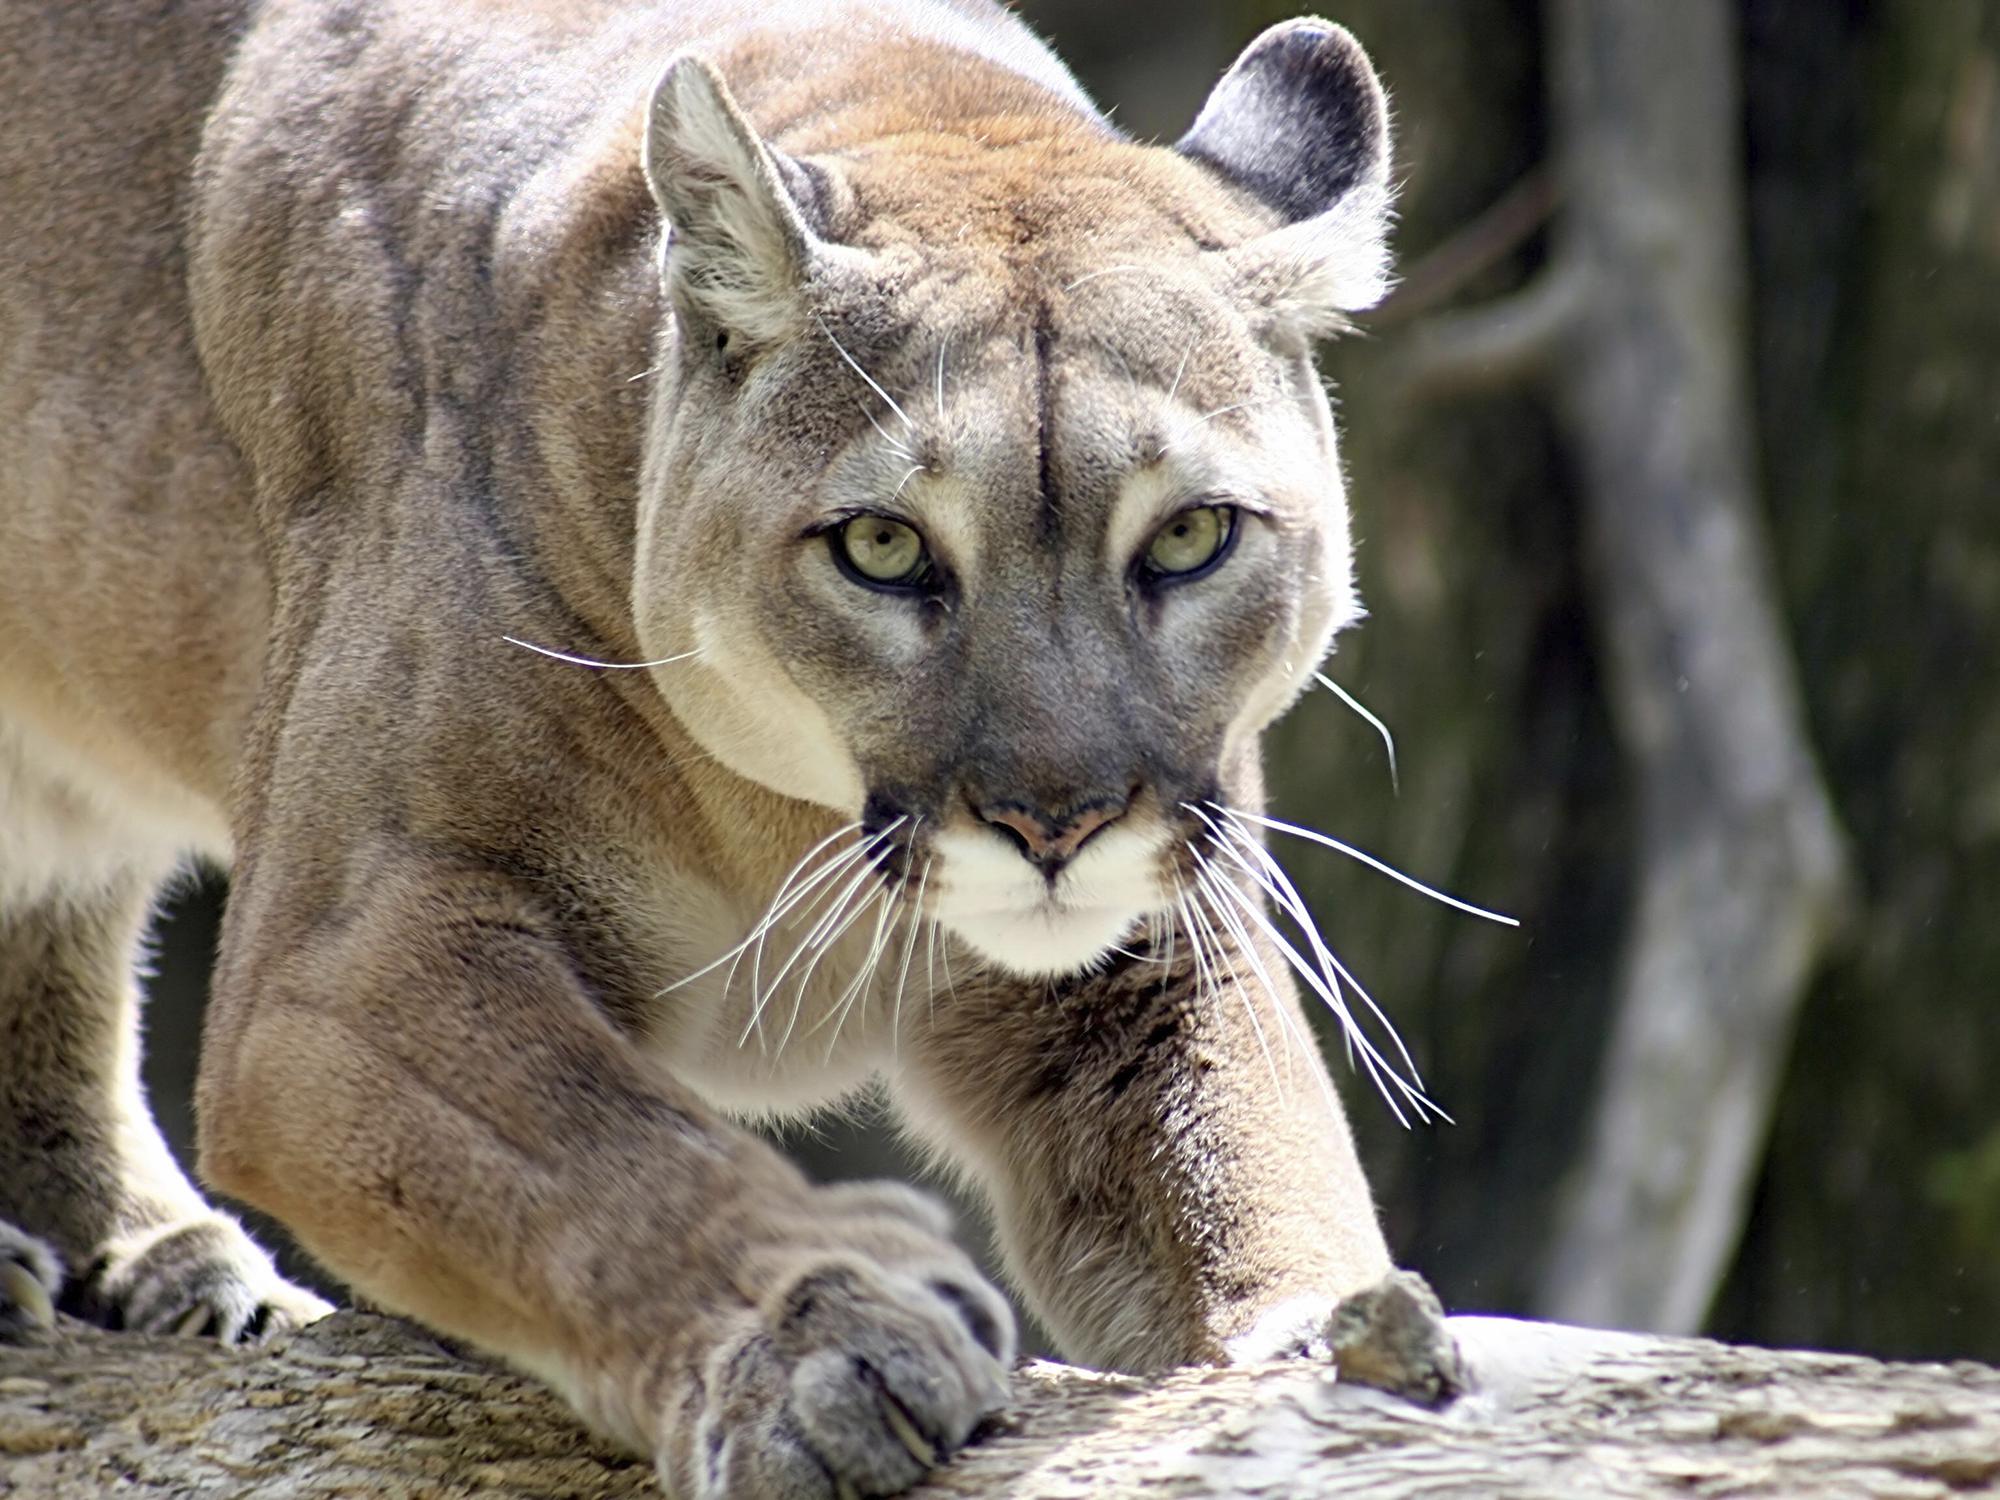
[
  {"left": 643, "top": 54, "right": 827, "bottom": 346},
  {"left": 1177, "top": 18, "right": 1393, "bottom": 332}
]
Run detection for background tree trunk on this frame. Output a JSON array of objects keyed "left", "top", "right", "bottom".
[{"left": 1532, "top": 0, "right": 1849, "bottom": 1335}]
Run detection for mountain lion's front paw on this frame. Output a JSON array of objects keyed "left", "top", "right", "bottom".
[
  {"left": 1225, "top": 1275, "right": 1465, "bottom": 1406},
  {"left": 684, "top": 1259, "right": 1011, "bottom": 1499},
  {"left": 664, "top": 1190, "right": 1014, "bottom": 1499},
  {"left": 0, "top": 1221, "right": 63, "bottom": 1341},
  {"left": 86, "top": 1214, "right": 332, "bottom": 1342}
]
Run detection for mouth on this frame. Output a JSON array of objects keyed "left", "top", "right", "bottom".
[
  {"left": 938, "top": 898, "right": 1146, "bottom": 978},
  {"left": 922, "top": 817, "right": 1166, "bottom": 978}
]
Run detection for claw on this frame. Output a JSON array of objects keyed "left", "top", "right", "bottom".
[
  {"left": 174, "top": 1303, "right": 216, "bottom": 1337},
  {"left": 881, "top": 1397, "right": 939, "bottom": 1470},
  {"left": 0, "top": 1258, "right": 55, "bottom": 1330}
]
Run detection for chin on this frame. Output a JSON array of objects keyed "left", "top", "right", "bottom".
[
  {"left": 944, "top": 903, "right": 1142, "bottom": 979},
  {"left": 929, "top": 821, "right": 1166, "bottom": 978}
]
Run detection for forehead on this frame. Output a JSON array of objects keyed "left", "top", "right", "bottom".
[
  {"left": 814, "top": 246, "right": 1278, "bottom": 453},
  {"left": 829, "top": 130, "right": 1278, "bottom": 384},
  {"left": 837, "top": 129, "right": 1270, "bottom": 260},
  {"left": 955, "top": 261, "right": 1289, "bottom": 431},
  {"left": 793, "top": 148, "right": 1316, "bottom": 537}
]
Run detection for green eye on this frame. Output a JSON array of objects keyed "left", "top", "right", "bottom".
[
  {"left": 834, "top": 514, "right": 931, "bottom": 588},
  {"left": 1144, "top": 504, "right": 1236, "bottom": 579}
]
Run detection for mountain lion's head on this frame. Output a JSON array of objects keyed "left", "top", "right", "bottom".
[{"left": 633, "top": 20, "right": 1391, "bottom": 977}]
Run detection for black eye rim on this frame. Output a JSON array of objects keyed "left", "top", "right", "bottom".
[
  {"left": 818, "top": 511, "right": 946, "bottom": 597},
  {"left": 1136, "top": 503, "right": 1241, "bottom": 589}
]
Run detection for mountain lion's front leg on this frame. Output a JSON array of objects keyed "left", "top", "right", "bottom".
[
  {"left": 199, "top": 855, "right": 1010, "bottom": 1500},
  {"left": 894, "top": 915, "right": 1391, "bottom": 1372}
]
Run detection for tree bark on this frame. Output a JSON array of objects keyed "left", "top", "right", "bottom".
[{"left": 4, "top": 1309, "right": 1998, "bottom": 1498}]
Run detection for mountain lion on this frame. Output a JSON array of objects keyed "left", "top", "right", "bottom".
[{"left": 1, "top": 0, "right": 1409, "bottom": 1492}]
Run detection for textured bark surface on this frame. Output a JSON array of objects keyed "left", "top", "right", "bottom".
[{"left": 4, "top": 1312, "right": 1999, "bottom": 1498}]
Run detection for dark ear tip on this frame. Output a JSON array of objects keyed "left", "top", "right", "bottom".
[
  {"left": 1244, "top": 17, "right": 1364, "bottom": 54},
  {"left": 1253, "top": 16, "right": 1359, "bottom": 49},
  {"left": 1178, "top": 17, "right": 1390, "bottom": 229},
  {"left": 1239, "top": 18, "right": 1386, "bottom": 115}
]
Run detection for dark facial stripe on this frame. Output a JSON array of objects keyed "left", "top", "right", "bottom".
[{"left": 1033, "top": 298, "right": 1060, "bottom": 546}]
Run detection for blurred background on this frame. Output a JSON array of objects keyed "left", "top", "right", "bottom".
[{"left": 143, "top": 0, "right": 1998, "bottom": 1364}]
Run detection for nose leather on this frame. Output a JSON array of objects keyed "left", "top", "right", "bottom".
[{"left": 979, "top": 797, "right": 1128, "bottom": 874}]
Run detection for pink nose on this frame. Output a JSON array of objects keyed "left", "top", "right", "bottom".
[{"left": 978, "top": 798, "right": 1128, "bottom": 874}]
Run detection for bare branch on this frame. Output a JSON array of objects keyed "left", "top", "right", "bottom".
[
  {"left": 1370, "top": 168, "right": 1561, "bottom": 328},
  {"left": 1376, "top": 259, "right": 1589, "bottom": 401}
]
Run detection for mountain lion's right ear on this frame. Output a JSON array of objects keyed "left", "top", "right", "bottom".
[
  {"left": 1177, "top": 19, "right": 1394, "bottom": 333},
  {"left": 643, "top": 55, "right": 824, "bottom": 345}
]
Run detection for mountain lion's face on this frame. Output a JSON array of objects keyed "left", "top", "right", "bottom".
[{"left": 635, "top": 40, "right": 1389, "bottom": 977}]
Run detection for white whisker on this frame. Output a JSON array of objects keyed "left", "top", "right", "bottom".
[
  {"left": 1184, "top": 857, "right": 1283, "bottom": 1102},
  {"left": 1170, "top": 887, "right": 1204, "bottom": 1009},
  {"left": 1204, "top": 821, "right": 1358, "bottom": 1071},
  {"left": 1170, "top": 875, "right": 1223, "bottom": 1045},
  {"left": 924, "top": 915, "right": 939, "bottom": 1026},
  {"left": 937, "top": 923, "right": 960, "bottom": 1011},
  {"left": 738, "top": 838, "right": 875, "bottom": 1040},
  {"left": 815, "top": 818, "right": 921, "bottom": 1057},
  {"left": 503, "top": 636, "right": 699, "bottom": 671},
  {"left": 737, "top": 839, "right": 877, "bottom": 1044},
  {"left": 889, "top": 856, "right": 932, "bottom": 1050},
  {"left": 1202, "top": 856, "right": 1435, "bottom": 1127},
  {"left": 1198, "top": 806, "right": 1427, "bottom": 1089},
  {"left": 1161, "top": 397, "right": 1273, "bottom": 454},
  {"left": 1223, "top": 806, "right": 1518, "bottom": 927},
  {"left": 890, "top": 463, "right": 925, "bottom": 502},
  {"left": 775, "top": 844, "right": 896, "bottom": 1060},
  {"left": 1063, "top": 264, "right": 1148, "bottom": 292},
  {"left": 818, "top": 313, "right": 916, "bottom": 432},
  {"left": 864, "top": 405, "right": 918, "bottom": 463},
  {"left": 664, "top": 821, "right": 862, "bottom": 1000},
  {"left": 810, "top": 885, "right": 898, "bottom": 1058},
  {"left": 1315, "top": 671, "right": 1400, "bottom": 795},
  {"left": 783, "top": 885, "right": 882, "bottom": 1057},
  {"left": 1187, "top": 804, "right": 1440, "bottom": 1123},
  {"left": 1180, "top": 872, "right": 1226, "bottom": 997},
  {"left": 744, "top": 820, "right": 903, "bottom": 1045},
  {"left": 1166, "top": 337, "right": 1202, "bottom": 406},
  {"left": 1199, "top": 846, "right": 1330, "bottom": 1099},
  {"left": 1190, "top": 851, "right": 1316, "bottom": 1101},
  {"left": 796, "top": 821, "right": 906, "bottom": 951}
]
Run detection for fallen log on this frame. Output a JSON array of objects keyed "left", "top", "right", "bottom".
[{"left": 4, "top": 1287, "right": 1996, "bottom": 1498}]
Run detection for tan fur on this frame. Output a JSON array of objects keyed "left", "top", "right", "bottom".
[{"left": 2, "top": 1, "right": 1396, "bottom": 1492}]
